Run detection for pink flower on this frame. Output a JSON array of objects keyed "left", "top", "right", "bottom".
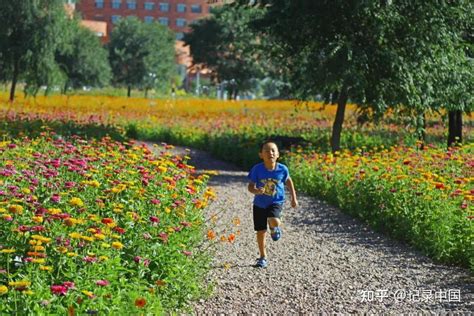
[
  {"left": 134, "top": 256, "right": 141, "bottom": 263},
  {"left": 95, "top": 280, "right": 109, "bottom": 286},
  {"left": 143, "top": 259, "right": 150, "bottom": 267},
  {"left": 51, "top": 194, "right": 61, "bottom": 203},
  {"left": 51, "top": 285, "right": 68, "bottom": 295},
  {"left": 158, "top": 232, "right": 168, "bottom": 243},
  {"left": 149, "top": 216, "right": 159, "bottom": 224},
  {"left": 150, "top": 198, "right": 160, "bottom": 205},
  {"left": 182, "top": 251, "right": 192, "bottom": 257},
  {"left": 83, "top": 256, "right": 97, "bottom": 263},
  {"left": 63, "top": 281, "right": 75, "bottom": 289},
  {"left": 142, "top": 233, "right": 152, "bottom": 240}
]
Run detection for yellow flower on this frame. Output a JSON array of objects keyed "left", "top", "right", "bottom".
[
  {"left": 0, "top": 248, "right": 15, "bottom": 254},
  {"left": 100, "top": 243, "right": 111, "bottom": 248},
  {"left": 0, "top": 285, "right": 8, "bottom": 295},
  {"left": 32, "top": 216, "right": 43, "bottom": 223},
  {"left": 82, "top": 290, "right": 94, "bottom": 298},
  {"left": 31, "top": 235, "right": 51, "bottom": 243},
  {"left": 80, "top": 235, "right": 94, "bottom": 242},
  {"left": 69, "top": 232, "right": 82, "bottom": 239},
  {"left": 8, "top": 281, "right": 31, "bottom": 287},
  {"left": 47, "top": 208, "right": 61, "bottom": 215},
  {"left": 39, "top": 265, "right": 53, "bottom": 272},
  {"left": 94, "top": 233, "right": 106, "bottom": 240},
  {"left": 67, "top": 252, "right": 78, "bottom": 257},
  {"left": 99, "top": 256, "right": 109, "bottom": 261},
  {"left": 69, "top": 197, "right": 84, "bottom": 207},
  {"left": 8, "top": 204, "right": 23, "bottom": 214},
  {"left": 111, "top": 241, "right": 124, "bottom": 250},
  {"left": 56, "top": 246, "right": 68, "bottom": 254},
  {"left": 32, "top": 258, "right": 45, "bottom": 264}
]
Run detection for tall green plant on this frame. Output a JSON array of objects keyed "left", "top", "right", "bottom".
[
  {"left": 108, "top": 17, "right": 176, "bottom": 97},
  {"left": 0, "top": 0, "right": 67, "bottom": 101}
]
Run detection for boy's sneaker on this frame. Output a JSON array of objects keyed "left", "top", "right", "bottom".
[
  {"left": 255, "top": 257, "right": 267, "bottom": 268},
  {"left": 271, "top": 227, "right": 282, "bottom": 241}
]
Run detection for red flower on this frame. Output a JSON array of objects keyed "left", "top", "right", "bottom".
[
  {"left": 101, "top": 218, "right": 114, "bottom": 224},
  {"left": 51, "top": 285, "right": 68, "bottom": 295},
  {"left": 135, "top": 297, "right": 146, "bottom": 308}
]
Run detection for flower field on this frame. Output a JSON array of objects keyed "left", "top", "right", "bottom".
[
  {"left": 287, "top": 144, "right": 473, "bottom": 268},
  {"left": 1, "top": 91, "right": 473, "bottom": 313},
  {"left": 0, "top": 133, "right": 216, "bottom": 314}
]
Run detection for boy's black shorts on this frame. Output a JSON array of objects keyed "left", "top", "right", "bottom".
[{"left": 253, "top": 203, "right": 282, "bottom": 231}]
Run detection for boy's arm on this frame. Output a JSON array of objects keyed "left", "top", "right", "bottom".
[
  {"left": 285, "top": 177, "right": 298, "bottom": 208},
  {"left": 248, "top": 181, "right": 265, "bottom": 195}
]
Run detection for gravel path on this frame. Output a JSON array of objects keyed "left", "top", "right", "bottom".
[{"left": 143, "top": 142, "right": 473, "bottom": 314}]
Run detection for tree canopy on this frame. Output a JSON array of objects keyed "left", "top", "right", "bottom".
[
  {"left": 183, "top": 5, "right": 270, "bottom": 98},
  {"left": 239, "top": 0, "right": 473, "bottom": 150},
  {"left": 0, "top": 0, "right": 67, "bottom": 101},
  {"left": 56, "top": 18, "right": 112, "bottom": 93},
  {"left": 108, "top": 17, "right": 176, "bottom": 97}
]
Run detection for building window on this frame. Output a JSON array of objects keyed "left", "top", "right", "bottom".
[
  {"left": 144, "top": 16, "right": 154, "bottom": 23},
  {"left": 158, "top": 17, "right": 169, "bottom": 26},
  {"left": 176, "top": 3, "right": 186, "bottom": 13},
  {"left": 176, "top": 18, "right": 186, "bottom": 27},
  {"left": 176, "top": 32, "right": 184, "bottom": 40},
  {"left": 144, "top": 2, "right": 155, "bottom": 10},
  {"left": 191, "top": 5, "right": 202, "bottom": 13},
  {"left": 126, "top": 1, "right": 136, "bottom": 9},
  {"left": 111, "top": 0, "right": 121, "bottom": 9},
  {"left": 111, "top": 15, "right": 121, "bottom": 23},
  {"left": 95, "top": 0, "right": 104, "bottom": 8},
  {"left": 159, "top": 3, "right": 169, "bottom": 12}
]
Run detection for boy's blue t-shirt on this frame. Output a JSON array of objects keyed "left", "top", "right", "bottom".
[{"left": 247, "top": 162, "right": 290, "bottom": 208}]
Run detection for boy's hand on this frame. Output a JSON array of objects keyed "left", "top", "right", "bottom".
[
  {"left": 291, "top": 199, "right": 299, "bottom": 208},
  {"left": 254, "top": 187, "right": 265, "bottom": 195}
]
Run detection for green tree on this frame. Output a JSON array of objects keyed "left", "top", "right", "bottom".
[
  {"left": 0, "top": 0, "right": 66, "bottom": 101},
  {"left": 56, "top": 18, "right": 111, "bottom": 93},
  {"left": 381, "top": 1, "right": 473, "bottom": 147},
  {"left": 184, "top": 5, "right": 268, "bottom": 99},
  {"left": 108, "top": 17, "right": 175, "bottom": 97}
]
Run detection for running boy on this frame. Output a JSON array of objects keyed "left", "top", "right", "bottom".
[{"left": 247, "top": 141, "right": 298, "bottom": 268}]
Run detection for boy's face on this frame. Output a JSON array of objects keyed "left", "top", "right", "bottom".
[{"left": 259, "top": 142, "right": 279, "bottom": 163}]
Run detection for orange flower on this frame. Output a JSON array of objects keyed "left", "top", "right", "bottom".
[
  {"left": 207, "top": 230, "right": 216, "bottom": 240},
  {"left": 232, "top": 217, "right": 241, "bottom": 226},
  {"left": 228, "top": 233, "right": 236, "bottom": 243},
  {"left": 155, "top": 280, "right": 166, "bottom": 287},
  {"left": 135, "top": 297, "right": 146, "bottom": 308}
]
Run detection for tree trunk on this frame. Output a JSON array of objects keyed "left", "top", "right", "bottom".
[
  {"left": 417, "top": 112, "right": 426, "bottom": 150},
  {"left": 330, "top": 86, "right": 348, "bottom": 153},
  {"left": 448, "top": 110, "right": 462, "bottom": 147},
  {"left": 9, "top": 58, "right": 20, "bottom": 102},
  {"left": 127, "top": 85, "right": 131, "bottom": 97},
  {"left": 63, "top": 80, "right": 70, "bottom": 95},
  {"left": 144, "top": 88, "right": 148, "bottom": 98}
]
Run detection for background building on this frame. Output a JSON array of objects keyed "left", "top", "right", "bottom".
[{"left": 75, "top": 0, "right": 213, "bottom": 40}]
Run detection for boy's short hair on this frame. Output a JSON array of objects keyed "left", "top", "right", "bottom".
[{"left": 259, "top": 140, "right": 279, "bottom": 152}]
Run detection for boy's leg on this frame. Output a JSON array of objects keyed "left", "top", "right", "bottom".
[
  {"left": 256, "top": 230, "right": 267, "bottom": 258},
  {"left": 268, "top": 217, "right": 281, "bottom": 229},
  {"left": 253, "top": 205, "right": 268, "bottom": 258}
]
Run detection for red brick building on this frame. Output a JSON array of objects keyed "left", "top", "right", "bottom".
[{"left": 76, "top": 0, "right": 213, "bottom": 40}]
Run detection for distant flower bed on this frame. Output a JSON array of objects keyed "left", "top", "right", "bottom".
[
  {"left": 286, "top": 143, "right": 474, "bottom": 269},
  {"left": 0, "top": 134, "right": 216, "bottom": 314}
]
